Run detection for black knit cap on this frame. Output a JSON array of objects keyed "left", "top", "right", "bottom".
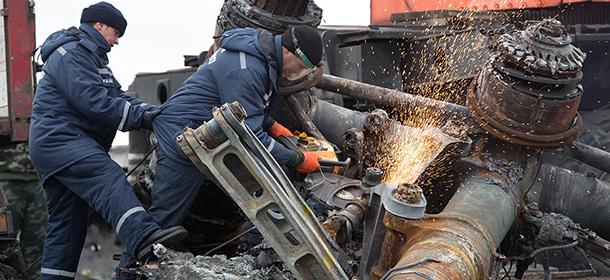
[
  {"left": 281, "top": 25, "right": 323, "bottom": 67},
  {"left": 80, "top": 2, "right": 127, "bottom": 37}
]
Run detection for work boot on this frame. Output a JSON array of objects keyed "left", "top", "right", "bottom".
[{"left": 136, "top": 225, "right": 188, "bottom": 261}]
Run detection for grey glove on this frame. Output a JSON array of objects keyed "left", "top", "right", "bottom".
[{"left": 141, "top": 110, "right": 161, "bottom": 131}]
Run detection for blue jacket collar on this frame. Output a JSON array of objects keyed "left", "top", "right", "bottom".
[{"left": 79, "top": 23, "right": 111, "bottom": 61}]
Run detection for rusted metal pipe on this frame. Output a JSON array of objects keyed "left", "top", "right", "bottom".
[
  {"left": 283, "top": 95, "right": 326, "bottom": 140},
  {"left": 277, "top": 86, "right": 603, "bottom": 174},
  {"left": 321, "top": 198, "right": 370, "bottom": 250},
  {"left": 315, "top": 74, "right": 469, "bottom": 120},
  {"left": 312, "top": 75, "right": 603, "bottom": 155},
  {"left": 370, "top": 170, "right": 525, "bottom": 280}
]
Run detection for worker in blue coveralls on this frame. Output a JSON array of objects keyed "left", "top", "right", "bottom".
[
  {"left": 113, "top": 25, "right": 325, "bottom": 277},
  {"left": 29, "top": 2, "right": 188, "bottom": 279}
]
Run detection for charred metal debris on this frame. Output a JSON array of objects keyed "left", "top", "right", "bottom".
[{"left": 122, "top": 2, "right": 610, "bottom": 280}]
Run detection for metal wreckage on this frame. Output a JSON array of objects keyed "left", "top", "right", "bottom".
[
  {"left": 0, "top": 0, "right": 609, "bottom": 279},
  {"left": 116, "top": 0, "right": 610, "bottom": 279}
]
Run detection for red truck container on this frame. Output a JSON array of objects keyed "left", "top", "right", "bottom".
[{"left": 0, "top": 0, "right": 36, "bottom": 142}]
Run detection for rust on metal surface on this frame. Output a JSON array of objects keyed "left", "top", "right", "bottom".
[
  {"left": 370, "top": 213, "right": 497, "bottom": 280},
  {"left": 495, "top": 19, "right": 585, "bottom": 78},
  {"left": 467, "top": 79, "right": 582, "bottom": 147},
  {"left": 370, "top": 162, "right": 535, "bottom": 280},
  {"left": 394, "top": 183, "right": 423, "bottom": 204},
  {"left": 467, "top": 19, "right": 585, "bottom": 147},
  {"left": 5, "top": 0, "right": 36, "bottom": 141},
  {"left": 321, "top": 198, "right": 370, "bottom": 250},
  {"left": 440, "top": 119, "right": 469, "bottom": 141},
  {"left": 315, "top": 74, "right": 469, "bottom": 121}
]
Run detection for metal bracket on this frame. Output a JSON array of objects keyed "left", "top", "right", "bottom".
[{"left": 177, "top": 101, "right": 349, "bottom": 280}]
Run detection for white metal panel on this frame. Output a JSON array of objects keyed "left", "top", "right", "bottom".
[{"left": 0, "top": 0, "right": 8, "bottom": 118}]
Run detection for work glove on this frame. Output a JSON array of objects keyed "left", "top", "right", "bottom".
[
  {"left": 295, "top": 151, "right": 321, "bottom": 173},
  {"left": 141, "top": 110, "right": 161, "bottom": 131},
  {"left": 266, "top": 120, "right": 293, "bottom": 138}
]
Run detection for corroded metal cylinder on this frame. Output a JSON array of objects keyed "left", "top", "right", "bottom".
[
  {"left": 467, "top": 19, "right": 585, "bottom": 147},
  {"left": 467, "top": 63, "right": 583, "bottom": 146},
  {"left": 321, "top": 198, "right": 371, "bottom": 250},
  {"left": 370, "top": 171, "right": 525, "bottom": 280}
]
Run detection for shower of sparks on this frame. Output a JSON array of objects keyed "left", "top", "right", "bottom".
[
  {"left": 389, "top": 129, "right": 452, "bottom": 184},
  {"left": 365, "top": 10, "right": 494, "bottom": 184}
]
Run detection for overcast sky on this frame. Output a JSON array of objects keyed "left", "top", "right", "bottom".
[
  {"left": 35, "top": 0, "right": 370, "bottom": 86},
  {"left": 34, "top": 0, "right": 370, "bottom": 146}
]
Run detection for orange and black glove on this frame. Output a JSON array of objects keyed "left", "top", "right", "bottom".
[
  {"left": 287, "top": 151, "right": 320, "bottom": 173},
  {"left": 265, "top": 120, "right": 293, "bottom": 138},
  {"left": 297, "top": 151, "right": 321, "bottom": 173}
]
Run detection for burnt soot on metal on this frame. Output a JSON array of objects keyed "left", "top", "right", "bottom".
[{"left": 467, "top": 19, "right": 586, "bottom": 147}]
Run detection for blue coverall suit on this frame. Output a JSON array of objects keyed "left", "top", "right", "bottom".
[
  {"left": 29, "top": 24, "right": 161, "bottom": 279},
  {"left": 151, "top": 27, "right": 295, "bottom": 228},
  {"left": 114, "top": 27, "right": 296, "bottom": 275}
]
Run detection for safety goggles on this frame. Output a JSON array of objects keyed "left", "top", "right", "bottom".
[{"left": 287, "top": 27, "right": 317, "bottom": 81}]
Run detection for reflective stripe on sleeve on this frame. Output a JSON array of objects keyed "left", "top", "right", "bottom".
[
  {"left": 41, "top": 268, "right": 76, "bottom": 278},
  {"left": 56, "top": 46, "right": 67, "bottom": 56},
  {"left": 266, "top": 138, "right": 276, "bottom": 152},
  {"left": 115, "top": 206, "right": 145, "bottom": 236},
  {"left": 117, "top": 101, "right": 131, "bottom": 131},
  {"left": 240, "top": 52, "right": 247, "bottom": 69},
  {"left": 98, "top": 68, "right": 112, "bottom": 75}
]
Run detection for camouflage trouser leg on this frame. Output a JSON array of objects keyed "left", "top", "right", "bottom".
[{"left": 1, "top": 179, "right": 48, "bottom": 280}]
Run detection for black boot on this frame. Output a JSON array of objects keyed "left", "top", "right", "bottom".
[{"left": 136, "top": 225, "right": 188, "bottom": 261}]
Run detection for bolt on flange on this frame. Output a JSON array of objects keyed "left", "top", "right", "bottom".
[{"left": 395, "top": 182, "right": 424, "bottom": 204}]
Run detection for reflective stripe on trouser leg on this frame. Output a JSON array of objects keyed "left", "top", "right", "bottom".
[
  {"left": 51, "top": 154, "right": 159, "bottom": 255},
  {"left": 41, "top": 177, "right": 88, "bottom": 279},
  {"left": 115, "top": 206, "right": 146, "bottom": 235},
  {"left": 41, "top": 268, "right": 76, "bottom": 279}
]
